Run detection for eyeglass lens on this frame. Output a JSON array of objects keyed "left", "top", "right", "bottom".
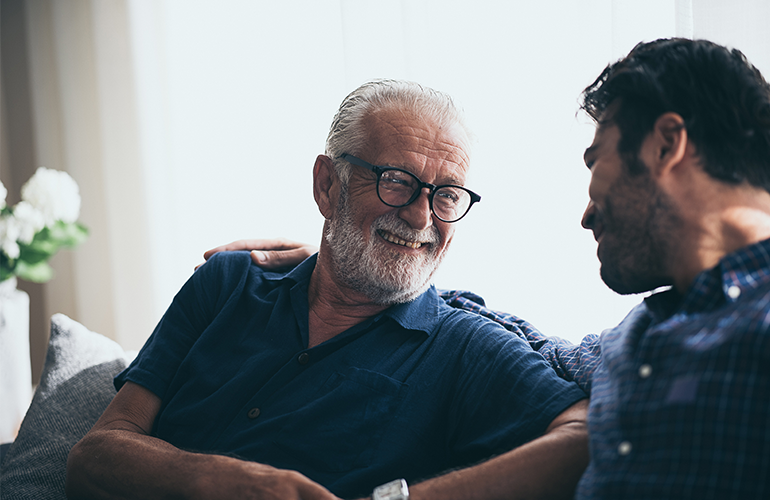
[{"left": 378, "top": 170, "right": 472, "bottom": 222}]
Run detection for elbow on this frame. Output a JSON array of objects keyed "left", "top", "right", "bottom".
[{"left": 65, "top": 437, "right": 97, "bottom": 499}]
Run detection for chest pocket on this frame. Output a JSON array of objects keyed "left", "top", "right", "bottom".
[{"left": 272, "top": 366, "right": 407, "bottom": 473}]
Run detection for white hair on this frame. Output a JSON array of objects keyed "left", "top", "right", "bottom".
[{"left": 325, "top": 79, "right": 472, "bottom": 184}]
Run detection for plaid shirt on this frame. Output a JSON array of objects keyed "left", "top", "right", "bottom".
[{"left": 444, "top": 237, "right": 770, "bottom": 499}]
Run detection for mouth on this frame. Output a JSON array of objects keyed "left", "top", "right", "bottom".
[
  {"left": 593, "top": 226, "right": 604, "bottom": 243},
  {"left": 590, "top": 214, "right": 605, "bottom": 243},
  {"left": 377, "top": 229, "right": 428, "bottom": 249}
]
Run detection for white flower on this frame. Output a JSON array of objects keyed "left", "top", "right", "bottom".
[
  {"left": 0, "top": 215, "right": 21, "bottom": 259},
  {"left": 21, "top": 167, "right": 81, "bottom": 227},
  {"left": 12, "top": 201, "right": 46, "bottom": 244},
  {"left": 0, "top": 180, "right": 7, "bottom": 210}
]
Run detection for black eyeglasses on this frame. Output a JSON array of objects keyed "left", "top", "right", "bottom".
[{"left": 340, "top": 153, "right": 481, "bottom": 223}]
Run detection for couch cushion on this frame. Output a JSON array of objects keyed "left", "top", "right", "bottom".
[{"left": 0, "top": 314, "right": 134, "bottom": 500}]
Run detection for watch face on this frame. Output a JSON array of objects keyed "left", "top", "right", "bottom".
[
  {"left": 380, "top": 483, "right": 402, "bottom": 496},
  {"left": 374, "top": 479, "right": 408, "bottom": 500}
]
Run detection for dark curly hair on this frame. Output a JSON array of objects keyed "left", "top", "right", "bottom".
[{"left": 581, "top": 38, "right": 770, "bottom": 191}]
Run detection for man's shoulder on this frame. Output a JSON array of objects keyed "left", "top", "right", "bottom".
[
  {"left": 200, "top": 250, "right": 253, "bottom": 273},
  {"left": 435, "top": 301, "right": 529, "bottom": 347},
  {"left": 200, "top": 251, "right": 299, "bottom": 282},
  {"left": 193, "top": 251, "right": 298, "bottom": 302},
  {"left": 437, "top": 289, "right": 543, "bottom": 343}
]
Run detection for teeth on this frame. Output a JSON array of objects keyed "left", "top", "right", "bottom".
[{"left": 379, "top": 230, "right": 424, "bottom": 249}]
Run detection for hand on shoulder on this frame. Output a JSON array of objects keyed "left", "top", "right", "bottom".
[{"left": 197, "top": 237, "right": 318, "bottom": 270}]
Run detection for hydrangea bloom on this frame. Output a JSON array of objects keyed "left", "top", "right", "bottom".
[
  {"left": 21, "top": 167, "right": 81, "bottom": 227},
  {"left": 0, "top": 167, "right": 87, "bottom": 283},
  {"left": 0, "top": 216, "right": 21, "bottom": 259},
  {"left": 12, "top": 201, "right": 46, "bottom": 244},
  {"left": 0, "top": 180, "right": 7, "bottom": 211}
]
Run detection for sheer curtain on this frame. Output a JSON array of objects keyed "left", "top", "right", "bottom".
[{"left": 4, "top": 0, "right": 769, "bottom": 381}]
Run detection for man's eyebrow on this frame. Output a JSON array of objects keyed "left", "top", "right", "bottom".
[{"left": 390, "top": 162, "right": 467, "bottom": 186}]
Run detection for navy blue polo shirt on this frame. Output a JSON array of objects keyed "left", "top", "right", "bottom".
[{"left": 116, "top": 252, "right": 586, "bottom": 498}]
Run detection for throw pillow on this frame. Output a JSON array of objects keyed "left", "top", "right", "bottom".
[{"left": 0, "top": 313, "right": 134, "bottom": 500}]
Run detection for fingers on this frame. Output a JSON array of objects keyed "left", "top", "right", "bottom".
[
  {"left": 197, "top": 238, "right": 318, "bottom": 271},
  {"left": 202, "top": 239, "right": 282, "bottom": 261},
  {"left": 249, "top": 247, "right": 316, "bottom": 269},
  {"left": 293, "top": 473, "right": 342, "bottom": 500},
  {"left": 253, "top": 468, "right": 341, "bottom": 500}
]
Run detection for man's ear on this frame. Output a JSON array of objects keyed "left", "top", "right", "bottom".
[
  {"left": 641, "top": 112, "right": 689, "bottom": 179},
  {"left": 313, "top": 154, "right": 337, "bottom": 219}
]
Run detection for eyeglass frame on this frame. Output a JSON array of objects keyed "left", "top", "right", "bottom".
[{"left": 339, "top": 153, "right": 481, "bottom": 223}]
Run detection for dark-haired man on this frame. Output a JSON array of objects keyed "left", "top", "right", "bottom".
[
  {"left": 221, "top": 38, "right": 770, "bottom": 499},
  {"left": 574, "top": 37, "right": 770, "bottom": 499}
]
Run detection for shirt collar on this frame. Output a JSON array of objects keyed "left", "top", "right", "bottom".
[
  {"left": 263, "top": 253, "right": 442, "bottom": 337},
  {"left": 382, "top": 285, "right": 442, "bottom": 337},
  {"left": 262, "top": 253, "right": 319, "bottom": 285},
  {"left": 645, "top": 237, "right": 770, "bottom": 319}
]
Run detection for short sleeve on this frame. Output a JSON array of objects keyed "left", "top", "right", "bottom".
[
  {"left": 444, "top": 314, "right": 587, "bottom": 461},
  {"left": 114, "top": 252, "right": 253, "bottom": 399}
]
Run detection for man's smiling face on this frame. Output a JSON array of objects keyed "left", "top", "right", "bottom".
[
  {"left": 325, "top": 106, "right": 471, "bottom": 304},
  {"left": 581, "top": 120, "right": 681, "bottom": 295}
]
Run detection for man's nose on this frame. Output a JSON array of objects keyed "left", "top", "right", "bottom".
[
  {"left": 581, "top": 200, "right": 596, "bottom": 230},
  {"left": 398, "top": 189, "right": 433, "bottom": 231}
]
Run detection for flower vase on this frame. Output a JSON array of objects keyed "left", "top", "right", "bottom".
[{"left": 0, "top": 277, "right": 32, "bottom": 444}]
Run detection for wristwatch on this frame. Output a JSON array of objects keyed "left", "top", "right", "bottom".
[{"left": 372, "top": 479, "right": 409, "bottom": 500}]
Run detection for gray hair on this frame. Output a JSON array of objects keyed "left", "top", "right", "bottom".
[{"left": 325, "top": 79, "right": 471, "bottom": 184}]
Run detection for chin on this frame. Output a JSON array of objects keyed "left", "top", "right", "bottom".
[
  {"left": 366, "top": 281, "right": 431, "bottom": 305},
  {"left": 600, "top": 266, "right": 666, "bottom": 296}
]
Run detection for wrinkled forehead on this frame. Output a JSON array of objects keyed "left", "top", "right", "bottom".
[{"left": 362, "top": 106, "right": 472, "bottom": 171}]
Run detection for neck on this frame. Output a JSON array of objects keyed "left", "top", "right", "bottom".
[
  {"left": 670, "top": 184, "right": 770, "bottom": 292},
  {"left": 306, "top": 245, "right": 389, "bottom": 348}
]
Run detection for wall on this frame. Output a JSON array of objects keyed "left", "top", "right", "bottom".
[{"left": 2, "top": 0, "right": 769, "bottom": 384}]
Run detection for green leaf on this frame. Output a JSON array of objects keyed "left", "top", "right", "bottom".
[
  {"left": 18, "top": 238, "right": 58, "bottom": 265},
  {"left": 0, "top": 265, "right": 14, "bottom": 283},
  {"left": 15, "top": 260, "right": 54, "bottom": 283},
  {"left": 47, "top": 221, "right": 89, "bottom": 248},
  {"left": 16, "top": 222, "right": 89, "bottom": 265}
]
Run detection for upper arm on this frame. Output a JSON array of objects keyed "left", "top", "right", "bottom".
[
  {"left": 90, "top": 381, "right": 162, "bottom": 435},
  {"left": 545, "top": 398, "right": 588, "bottom": 434},
  {"left": 448, "top": 317, "right": 587, "bottom": 452}
]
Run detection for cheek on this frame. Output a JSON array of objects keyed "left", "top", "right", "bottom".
[
  {"left": 438, "top": 224, "right": 454, "bottom": 248},
  {"left": 588, "top": 172, "right": 612, "bottom": 204}
]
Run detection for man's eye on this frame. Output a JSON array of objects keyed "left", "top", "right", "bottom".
[
  {"left": 435, "top": 189, "right": 460, "bottom": 204},
  {"left": 381, "top": 171, "right": 416, "bottom": 188},
  {"left": 382, "top": 177, "right": 412, "bottom": 188}
]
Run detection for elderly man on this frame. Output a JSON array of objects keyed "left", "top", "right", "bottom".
[
  {"left": 66, "top": 80, "right": 588, "bottom": 500},
  {"left": 224, "top": 39, "right": 770, "bottom": 499}
]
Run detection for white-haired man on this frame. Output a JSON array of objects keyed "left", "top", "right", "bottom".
[{"left": 67, "top": 80, "right": 587, "bottom": 500}]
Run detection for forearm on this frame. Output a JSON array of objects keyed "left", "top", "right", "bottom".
[
  {"left": 67, "top": 428, "right": 242, "bottom": 499},
  {"left": 409, "top": 411, "right": 588, "bottom": 500},
  {"left": 66, "top": 381, "right": 339, "bottom": 500}
]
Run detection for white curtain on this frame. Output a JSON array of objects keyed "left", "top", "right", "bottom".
[{"left": 12, "top": 0, "right": 770, "bottom": 356}]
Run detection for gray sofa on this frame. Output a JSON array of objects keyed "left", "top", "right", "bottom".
[{"left": 0, "top": 314, "right": 135, "bottom": 500}]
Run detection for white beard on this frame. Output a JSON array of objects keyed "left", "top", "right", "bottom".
[{"left": 325, "top": 185, "right": 448, "bottom": 305}]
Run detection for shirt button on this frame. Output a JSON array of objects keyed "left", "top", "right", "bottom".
[
  {"left": 247, "top": 407, "right": 261, "bottom": 419},
  {"left": 297, "top": 352, "right": 310, "bottom": 365},
  {"left": 727, "top": 285, "right": 741, "bottom": 299},
  {"left": 618, "top": 441, "right": 632, "bottom": 456},
  {"left": 638, "top": 364, "right": 652, "bottom": 378}
]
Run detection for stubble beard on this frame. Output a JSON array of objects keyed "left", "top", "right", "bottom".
[
  {"left": 325, "top": 185, "right": 447, "bottom": 305},
  {"left": 598, "top": 164, "right": 681, "bottom": 295}
]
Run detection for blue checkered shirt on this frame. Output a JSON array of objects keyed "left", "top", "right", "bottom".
[{"left": 443, "top": 237, "right": 770, "bottom": 499}]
